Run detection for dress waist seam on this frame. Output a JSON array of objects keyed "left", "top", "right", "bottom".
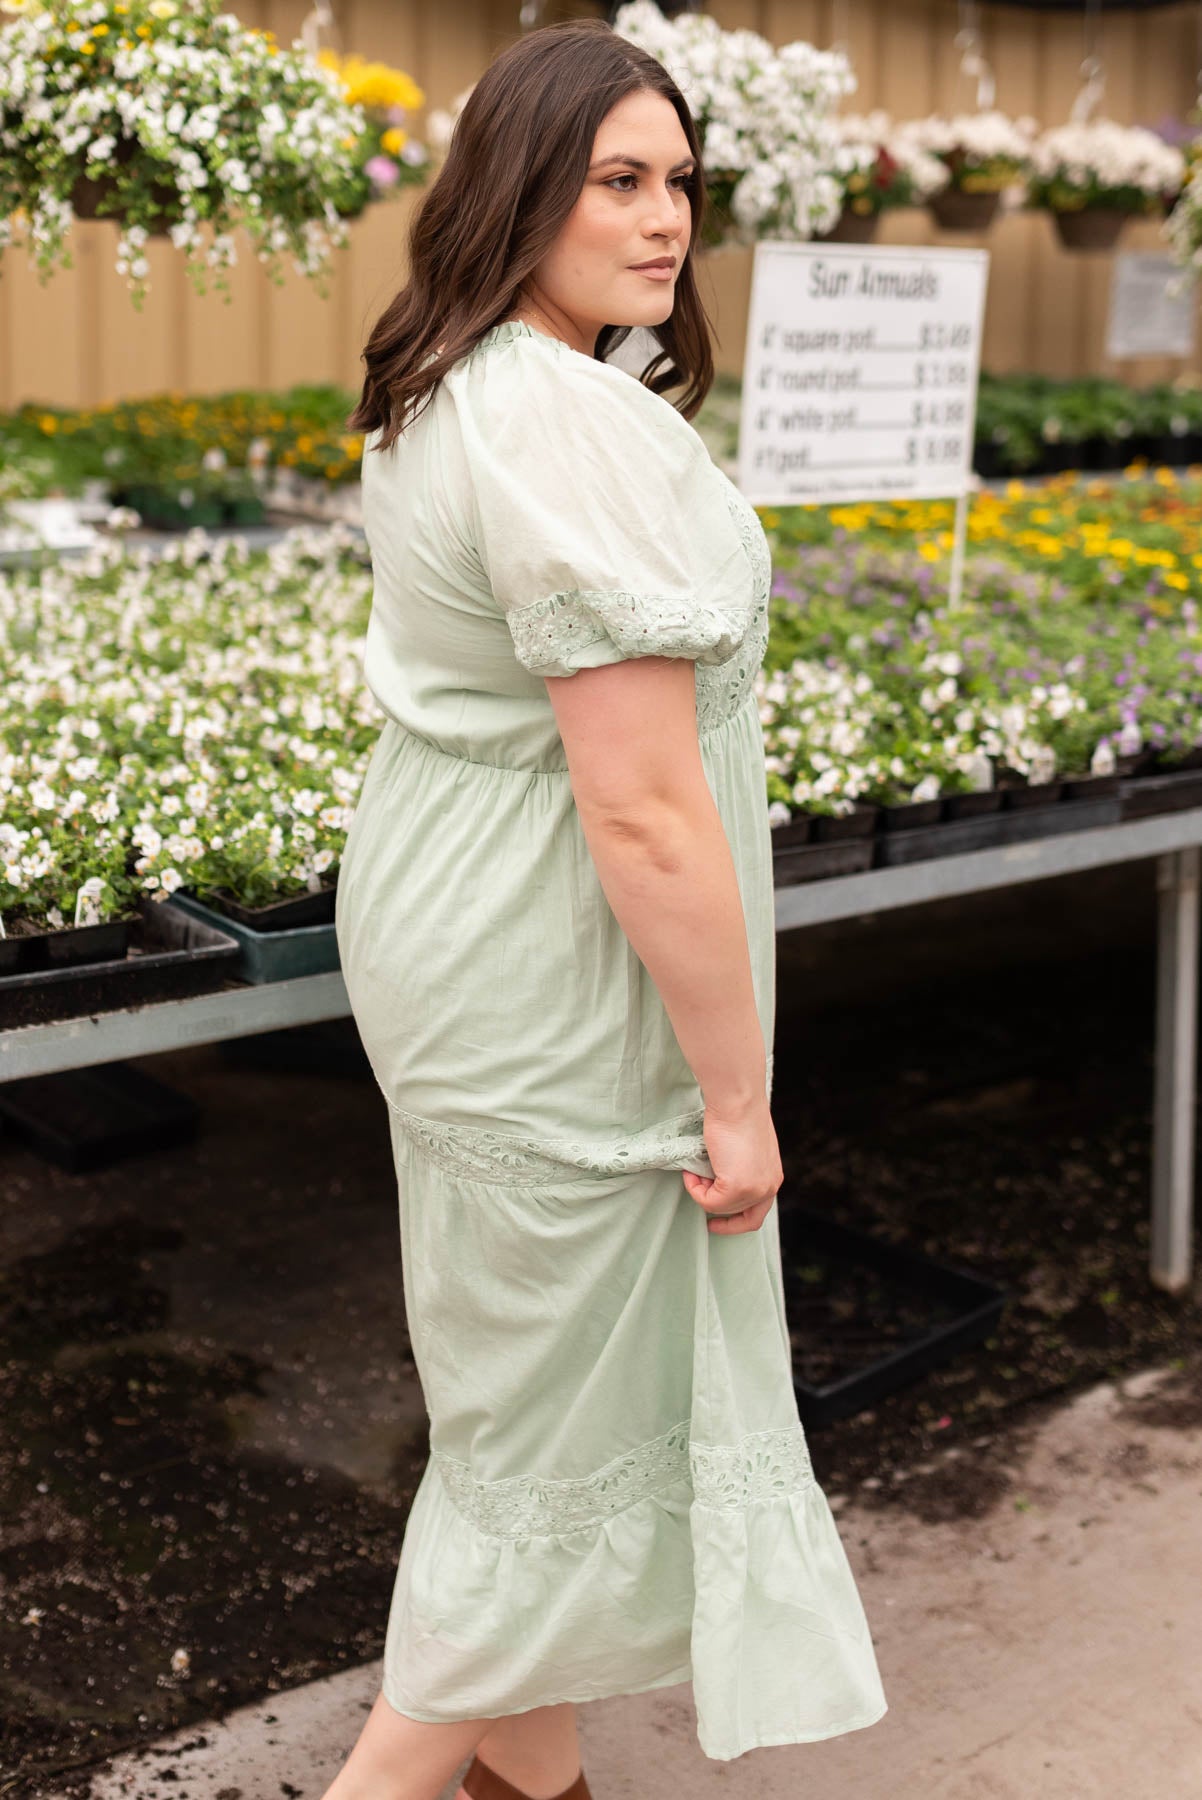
[{"left": 383, "top": 692, "right": 752, "bottom": 778}]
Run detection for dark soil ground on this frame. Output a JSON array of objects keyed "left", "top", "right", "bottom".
[{"left": 2, "top": 857, "right": 1200, "bottom": 1796}]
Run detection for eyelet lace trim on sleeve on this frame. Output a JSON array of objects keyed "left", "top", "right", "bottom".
[
  {"left": 506, "top": 588, "right": 753, "bottom": 680},
  {"left": 432, "top": 1419, "right": 815, "bottom": 1541}
]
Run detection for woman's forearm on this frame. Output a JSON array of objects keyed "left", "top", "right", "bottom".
[{"left": 579, "top": 788, "right": 767, "bottom": 1116}]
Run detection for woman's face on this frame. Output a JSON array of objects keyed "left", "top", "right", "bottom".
[{"left": 521, "top": 88, "right": 694, "bottom": 353}]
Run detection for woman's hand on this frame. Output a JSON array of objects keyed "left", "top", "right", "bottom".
[{"left": 681, "top": 1095, "right": 783, "bottom": 1235}]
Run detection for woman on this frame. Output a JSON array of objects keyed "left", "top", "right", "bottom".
[{"left": 329, "top": 20, "right": 887, "bottom": 1800}]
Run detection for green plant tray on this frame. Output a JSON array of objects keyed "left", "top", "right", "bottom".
[{"left": 166, "top": 891, "right": 341, "bottom": 985}]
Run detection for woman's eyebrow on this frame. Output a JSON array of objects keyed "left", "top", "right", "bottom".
[{"left": 589, "top": 153, "right": 696, "bottom": 172}]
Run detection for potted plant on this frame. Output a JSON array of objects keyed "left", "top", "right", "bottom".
[
  {"left": 1026, "top": 118, "right": 1185, "bottom": 251},
  {"left": 613, "top": 1, "right": 854, "bottom": 249},
  {"left": 0, "top": 0, "right": 378, "bottom": 307},
  {"left": 894, "top": 110, "right": 1037, "bottom": 232},
  {"left": 817, "top": 110, "right": 950, "bottom": 243}
]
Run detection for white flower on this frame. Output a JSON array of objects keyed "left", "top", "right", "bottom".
[
  {"left": 1090, "top": 740, "right": 1116, "bottom": 777},
  {"left": 1030, "top": 119, "right": 1184, "bottom": 199}
]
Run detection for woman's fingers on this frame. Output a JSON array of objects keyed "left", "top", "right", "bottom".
[{"left": 705, "top": 1195, "right": 775, "bottom": 1234}]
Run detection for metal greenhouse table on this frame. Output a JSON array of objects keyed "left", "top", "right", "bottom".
[{"left": 1, "top": 806, "right": 1199, "bottom": 1293}]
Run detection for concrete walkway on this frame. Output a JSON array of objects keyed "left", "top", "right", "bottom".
[{"left": 79, "top": 1360, "right": 1201, "bottom": 1800}]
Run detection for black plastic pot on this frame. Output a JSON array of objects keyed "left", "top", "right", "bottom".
[
  {"left": 879, "top": 797, "right": 944, "bottom": 831},
  {"left": 999, "top": 778, "right": 1065, "bottom": 809},
  {"left": 1061, "top": 772, "right": 1120, "bottom": 801},
  {"left": 0, "top": 916, "right": 131, "bottom": 977},
  {"left": 1115, "top": 748, "right": 1161, "bottom": 778},
  {"left": 811, "top": 803, "right": 880, "bottom": 842},
  {"left": 941, "top": 789, "right": 1002, "bottom": 820},
  {"left": 769, "top": 815, "right": 814, "bottom": 849}
]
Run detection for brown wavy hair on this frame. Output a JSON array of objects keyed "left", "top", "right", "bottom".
[{"left": 347, "top": 17, "right": 716, "bottom": 453}]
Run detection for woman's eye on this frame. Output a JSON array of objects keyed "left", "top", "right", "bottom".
[{"left": 606, "top": 173, "right": 694, "bottom": 192}]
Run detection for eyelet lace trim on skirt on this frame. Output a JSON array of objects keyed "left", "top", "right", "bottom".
[
  {"left": 385, "top": 1052, "right": 773, "bottom": 1187},
  {"left": 432, "top": 1419, "right": 815, "bottom": 1541}
]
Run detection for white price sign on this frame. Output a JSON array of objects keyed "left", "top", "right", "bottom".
[
  {"left": 1106, "top": 253, "right": 1196, "bottom": 361},
  {"left": 738, "top": 241, "right": 990, "bottom": 507}
]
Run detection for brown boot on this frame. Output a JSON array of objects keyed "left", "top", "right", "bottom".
[{"left": 461, "top": 1752, "right": 592, "bottom": 1800}]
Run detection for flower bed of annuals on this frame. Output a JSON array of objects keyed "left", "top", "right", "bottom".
[
  {"left": 1, "top": 527, "right": 379, "bottom": 932},
  {"left": 1, "top": 386, "right": 364, "bottom": 503},
  {"left": 760, "top": 490, "right": 1202, "bottom": 820},
  {"left": 777, "top": 469, "right": 1202, "bottom": 610},
  {"left": 9, "top": 481, "right": 1202, "bottom": 928}
]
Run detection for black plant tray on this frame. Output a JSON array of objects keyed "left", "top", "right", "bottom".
[
  {"left": 875, "top": 790, "right": 1121, "bottom": 867},
  {"left": 779, "top": 1201, "right": 1009, "bottom": 1429},
  {"left": 773, "top": 837, "right": 874, "bottom": 887},
  {"left": 194, "top": 881, "right": 338, "bottom": 932},
  {"left": 0, "top": 897, "right": 240, "bottom": 1031},
  {"left": 1119, "top": 765, "right": 1202, "bottom": 820},
  {"left": 0, "top": 1061, "right": 199, "bottom": 1173}
]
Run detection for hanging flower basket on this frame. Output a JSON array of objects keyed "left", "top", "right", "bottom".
[
  {"left": 1049, "top": 205, "right": 1130, "bottom": 251},
  {"left": 814, "top": 206, "right": 880, "bottom": 244},
  {"left": 1028, "top": 120, "right": 1185, "bottom": 258},
  {"left": 929, "top": 187, "right": 1001, "bottom": 231},
  {"left": 891, "top": 114, "right": 1036, "bottom": 235},
  {"left": 0, "top": 0, "right": 391, "bottom": 308},
  {"left": 613, "top": 6, "right": 854, "bottom": 249}
]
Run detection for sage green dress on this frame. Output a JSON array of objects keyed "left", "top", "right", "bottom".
[{"left": 334, "top": 318, "right": 887, "bottom": 1760}]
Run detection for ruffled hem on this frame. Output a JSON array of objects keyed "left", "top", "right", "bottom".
[{"left": 379, "top": 1444, "right": 888, "bottom": 1761}]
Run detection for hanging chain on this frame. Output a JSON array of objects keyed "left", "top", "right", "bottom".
[
  {"left": 1070, "top": 0, "right": 1106, "bottom": 123},
  {"left": 954, "top": 0, "right": 996, "bottom": 111},
  {"left": 300, "top": 0, "right": 338, "bottom": 57}
]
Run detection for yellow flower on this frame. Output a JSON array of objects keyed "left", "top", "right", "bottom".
[
  {"left": 136, "top": 21, "right": 151, "bottom": 34},
  {"left": 338, "top": 54, "right": 425, "bottom": 112},
  {"left": 381, "top": 126, "right": 407, "bottom": 155},
  {"left": 918, "top": 541, "right": 942, "bottom": 562},
  {"left": 92, "top": 21, "right": 109, "bottom": 34},
  {"left": 1164, "top": 571, "right": 1189, "bottom": 590},
  {"left": 38, "top": 414, "right": 58, "bottom": 434},
  {"left": 80, "top": 40, "right": 95, "bottom": 53}
]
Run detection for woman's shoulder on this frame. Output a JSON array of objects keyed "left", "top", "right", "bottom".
[{"left": 449, "top": 325, "right": 714, "bottom": 483}]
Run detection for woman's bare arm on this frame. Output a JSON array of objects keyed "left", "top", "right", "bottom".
[{"left": 543, "top": 655, "right": 766, "bottom": 1117}]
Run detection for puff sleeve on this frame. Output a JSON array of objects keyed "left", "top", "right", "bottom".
[{"left": 458, "top": 341, "right": 753, "bottom": 680}]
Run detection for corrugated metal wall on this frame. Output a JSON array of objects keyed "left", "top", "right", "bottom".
[{"left": 1, "top": 0, "right": 1198, "bottom": 407}]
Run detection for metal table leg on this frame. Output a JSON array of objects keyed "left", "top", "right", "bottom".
[{"left": 1152, "top": 847, "right": 1199, "bottom": 1292}]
